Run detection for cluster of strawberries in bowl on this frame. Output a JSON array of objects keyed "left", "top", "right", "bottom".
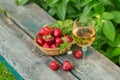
[
  {"left": 34, "top": 26, "right": 73, "bottom": 56},
  {"left": 37, "top": 26, "right": 72, "bottom": 48}
]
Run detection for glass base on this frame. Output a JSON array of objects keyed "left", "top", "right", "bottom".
[{"left": 75, "top": 61, "right": 94, "bottom": 73}]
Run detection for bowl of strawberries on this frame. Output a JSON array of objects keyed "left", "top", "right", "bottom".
[{"left": 34, "top": 21, "right": 73, "bottom": 56}]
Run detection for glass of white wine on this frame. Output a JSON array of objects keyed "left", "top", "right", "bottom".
[{"left": 72, "top": 23, "right": 96, "bottom": 73}]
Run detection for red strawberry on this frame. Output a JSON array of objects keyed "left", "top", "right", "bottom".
[
  {"left": 55, "top": 37, "right": 63, "bottom": 44},
  {"left": 65, "top": 35, "right": 73, "bottom": 43},
  {"left": 38, "top": 26, "right": 53, "bottom": 36},
  {"left": 38, "top": 27, "right": 45, "bottom": 36},
  {"left": 43, "top": 35, "right": 55, "bottom": 45},
  {"left": 73, "top": 50, "right": 82, "bottom": 59},
  {"left": 51, "top": 44, "right": 57, "bottom": 48},
  {"left": 62, "top": 60, "right": 73, "bottom": 71},
  {"left": 43, "top": 43, "right": 50, "bottom": 48},
  {"left": 53, "top": 28, "right": 62, "bottom": 37},
  {"left": 49, "top": 61, "right": 60, "bottom": 71},
  {"left": 44, "top": 26, "right": 53, "bottom": 35},
  {"left": 36, "top": 37, "right": 45, "bottom": 46}
]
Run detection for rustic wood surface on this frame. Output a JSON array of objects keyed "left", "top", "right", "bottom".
[
  {"left": 0, "top": 14, "right": 78, "bottom": 80},
  {"left": 0, "top": 0, "right": 120, "bottom": 80}
]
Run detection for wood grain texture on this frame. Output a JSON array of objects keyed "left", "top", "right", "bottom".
[
  {"left": 0, "top": 0, "right": 56, "bottom": 37},
  {"left": 0, "top": 0, "right": 120, "bottom": 80},
  {"left": 57, "top": 45, "right": 120, "bottom": 80},
  {"left": 0, "top": 14, "right": 78, "bottom": 80}
]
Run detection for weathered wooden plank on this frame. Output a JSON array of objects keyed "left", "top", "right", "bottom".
[
  {"left": 0, "top": 0, "right": 55, "bottom": 37},
  {"left": 58, "top": 45, "right": 120, "bottom": 80},
  {"left": 0, "top": 0, "right": 120, "bottom": 80},
  {"left": 0, "top": 14, "right": 78, "bottom": 80}
]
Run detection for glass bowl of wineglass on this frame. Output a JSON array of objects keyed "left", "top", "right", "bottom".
[{"left": 73, "top": 19, "right": 96, "bottom": 73}]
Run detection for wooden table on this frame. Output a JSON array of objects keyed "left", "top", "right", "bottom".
[{"left": 0, "top": 0, "right": 120, "bottom": 80}]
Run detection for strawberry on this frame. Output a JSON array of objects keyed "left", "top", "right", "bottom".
[
  {"left": 38, "top": 26, "right": 53, "bottom": 36},
  {"left": 43, "top": 43, "right": 50, "bottom": 48},
  {"left": 73, "top": 50, "right": 82, "bottom": 59},
  {"left": 55, "top": 37, "right": 63, "bottom": 44},
  {"left": 43, "top": 35, "right": 55, "bottom": 45},
  {"left": 65, "top": 35, "right": 73, "bottom": 43},
  {"left": 51, "top": 44, "right": 57, "bottom": 48},
  {"left": 44, "top": 26, "right": 53, "bottom": 35},
  {"left": 38, "top": 27, "right": 45, "bottom": 36},
  {"left": 62, "top": 60, "right": 73, "bottom": 71},
  {"left": 36, "top": 37, "right": 45, "bottom": 46},
  {"left": 53, "top": 28, "right": 62, "bottom": 37},
  {"left": 49, "top": 61, "right": 60, "bottom": 71}
]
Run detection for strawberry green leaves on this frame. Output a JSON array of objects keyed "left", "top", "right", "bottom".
[
  {"left": 55, "top": 19, "right": 73, "bottom": 36},
  {"left": 102, "top": 20, "right": 115, "bottom": 42}
]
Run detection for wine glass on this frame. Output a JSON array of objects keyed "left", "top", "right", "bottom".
[{"left": 72, "top": 20, "right": 96, "bottom": 73}]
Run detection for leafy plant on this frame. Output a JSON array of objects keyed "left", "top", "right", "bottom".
[
  {"left": 55, "top": 19, "right": 73, "bottom": 36},
  {"left": 15, "top": 0, "right": 29, "bottom": 5},
  {"left": 49, "top": 19, "right": 73, "bottom": 52},
  {"left": 0, "top": 62, "right": 16, "bottom": 80},
  {"left": 15, "top": 0, "right": 120, "bottom": 66}
]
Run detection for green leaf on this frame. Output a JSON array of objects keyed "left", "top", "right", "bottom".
[
  {"left": 106, "top": 47, "right": 114, "bottom": 56},
  {"left": 99, "top": 0, "right": 114, "bottom": 6},
  {"left": 66, "top": 13, "right": 79, "bottom": 19},
  {"left": 67, "top": 5, "right": 77, "bottom": 14},
  {"left": 79, "top": 0, "right": 93, "bottom": 7},
  {"left": 59, "top": 37, "right": 70, "bottom": 53},
  {"left": 80, "top": 5, "right": 92, "bottom": 25},
  {"left": 56, "top": 20, "right": 64, "bottom": 29},
  {"left": 119, "top": 56, "right": 120, "bottom": 65},
  {"left": 102, "top": 20, "right": 115, "bottom": 42},
  {"left": 74, "top": 0, "right": 81, "bottom": 10},
  {"left": 102, "top": 12, "right": 114, "bottom": 20},
  {"left": 48, "top": 8, "right": 56, "bottom": 16},
  {"left": 59, "top": 44, "right": 65, "bottom": 53},
  {"left": 15, "top": 0, "right": 29, "bottom": 5},
  {"left": 69, "top": 0, "right": 78, "bottom": 2},
  {"left": 111, "top": 56, "right": 119, "bottom": 63},
  {"left": 114, "top": 0, "right": 120, "bottom": 9},
  {"left": 107, "top": 34, "right": 120, "bottom": 47},
  {"left": 0, "top": 6, "right": 5, "bottom": 14},
  {"left": 56, "top": 19, "right": 73, "bottom": 35},
  {"left": 63, "top": 19, "right": 73, "bottom": 27},
  {"left": 94, "top": 3, "right": 104, "bottom": 14},
  {"left": 111, "top": 11, "right": 120, "bottom": 23},
  {"left": 56, "top": 0, "right": 69, "bottom": 20},
  {"left": 108, "top": 48, "right": 120, "bottom": 59},
  {"left": 39, "top": 2, "right": 48, "bottom": 10},
  {"left": 47, "top": 0, "right": 59, "bottom": 6},
  {"left": 66, "top": 4, "right": 80, "bottom": 18}
]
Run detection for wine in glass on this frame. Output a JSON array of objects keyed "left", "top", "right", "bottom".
[{"left": 73, "top": 26, "right": 95, "bottom": 73}]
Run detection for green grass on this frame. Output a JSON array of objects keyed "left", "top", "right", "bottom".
[{"left": 0, "top": 62, "right": 16, "bottom": 80}]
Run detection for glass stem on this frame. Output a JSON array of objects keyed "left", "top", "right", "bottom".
[{"left": 82, "top": 47, "right": 87, "bottom": 64}]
